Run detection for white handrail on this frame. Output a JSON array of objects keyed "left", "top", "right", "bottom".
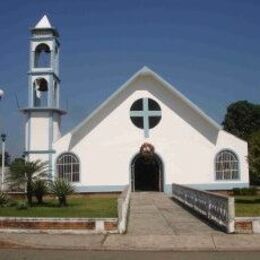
[{"left": 172, "top": 183, "right": 235, "bottom": 233}]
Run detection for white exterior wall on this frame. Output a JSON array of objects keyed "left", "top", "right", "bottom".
[
  {"left": 30, "top": 112, "right": 50, "bottom": 151},
  {"left": 53, "top": 74, "right": 249, "bottom": 193},
  {"left": 26, "top": 111, "right": 62, "bottom": 167},
  {"left": 53, "top": 112, "right": 61, "bottom": 142},
  {"left": 29, "top": 153, "right": 50, "bottom": 164}
]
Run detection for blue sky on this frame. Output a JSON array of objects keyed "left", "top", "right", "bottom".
[{"left": 0, "top": 0, "right": 259, "bottom": 158}]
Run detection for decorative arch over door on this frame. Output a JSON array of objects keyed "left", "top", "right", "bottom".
[{"left": 131, "top": 152, "right": 164, "bottom": 192}]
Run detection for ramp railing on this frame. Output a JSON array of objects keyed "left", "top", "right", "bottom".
[{"left": 172, "top": 183, "right": 235, "bottom": 233}]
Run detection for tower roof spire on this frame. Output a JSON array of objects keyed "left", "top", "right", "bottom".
[
  {"left": 31, "top": 15, "right": 59, "bottom": 37},
  {"left": 35, "top": 15, "right": 52, "bottom": 29}
]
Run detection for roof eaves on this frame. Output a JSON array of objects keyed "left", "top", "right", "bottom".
[
  {"left": 69, "top": 66, "right": 222, "bottom": 137},
  {"left": 149, "top": 70, "right": 222, "bottom": 130},
  {"left": 69, "top": 68, "right": 142, "bottom": 136}
]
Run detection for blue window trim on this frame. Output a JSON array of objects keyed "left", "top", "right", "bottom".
[
  {"left": 214, "top": 149, "right": 241, "bottom": 181},
  {"left": 48, "top": 113, "right": 53, "bottom": 179},
  {"left": 55, "top": 151, "right": 81, "bottom": 183}
]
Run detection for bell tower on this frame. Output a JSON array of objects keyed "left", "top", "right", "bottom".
[{"left": 21, "top": 15, "right": 66, "bottom": 164}]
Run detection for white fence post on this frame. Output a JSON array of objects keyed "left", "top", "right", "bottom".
[
  {"left": 117, "top": 185, "right": 131, "bottom": 234},
  {"left": 227, "top": 196, "right": 235, "bottom": 233}
]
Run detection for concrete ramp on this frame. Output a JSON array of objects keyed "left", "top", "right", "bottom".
[{"left": 127, "top": 192, "right": 222, "bottom": 235}]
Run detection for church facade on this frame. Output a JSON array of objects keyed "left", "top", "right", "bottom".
[{"left": 21, "top": 16, "right": 249, "bottom": 194}]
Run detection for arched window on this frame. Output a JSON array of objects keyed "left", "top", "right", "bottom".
[
  {"left": 34, "top": 43, "right": 51, "bottom": 68},
  {"left": 56, "top": 153, "right": 80, "bottom": 182},
  {"left": 215, "top": 150, "right": 239, "bottom": 180},
  {"left": 33, "top": 78, "right": 48, "bottom": 107}
]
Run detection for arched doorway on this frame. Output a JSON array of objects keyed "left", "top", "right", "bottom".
[{"left": 131, "top": 153, "right": 163, "bottom": 192}]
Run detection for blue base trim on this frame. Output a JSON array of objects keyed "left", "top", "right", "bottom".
[
  {"left": 72, "top": 183, "right": 248, "bottom": 194},
  {"left": 74, "top": 185, "right": 126, "bottom": 193},
  {"left": 75, "top": 184, "right": 172, "bottom": 194},
  {"left": 164, "top": 184, "right": 172, "bottom": 194},
  {"left": 182, "top": 183, "right": 249, "bottom": 191}
]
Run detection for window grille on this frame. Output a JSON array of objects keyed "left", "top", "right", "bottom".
[
  {"left": 215, "top": 150, "right": 239, "bottom": 180},
  {"left": 56, "top": 153, "right": 80, "bottom": 182}
]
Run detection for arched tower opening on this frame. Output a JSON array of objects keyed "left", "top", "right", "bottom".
[
  {"left": 33, "top": 78, "right": 48, "bottom": 107},
  {"left": 34, "top": 43, "right": 51, "bottom": 68}
]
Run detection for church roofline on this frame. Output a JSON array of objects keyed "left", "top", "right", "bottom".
[
  {"left": 143, "top": 67, "right": 222, "bottom": 130},
  {"left": 68, "top": 66, "right": 222, "bottom": 137}
]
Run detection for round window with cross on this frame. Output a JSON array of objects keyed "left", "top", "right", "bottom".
[{"left": 130, "top": 98, "right": 162, "bottom": 138}]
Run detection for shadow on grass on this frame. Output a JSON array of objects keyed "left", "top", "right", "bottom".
[{"left": 30, "top": 202, "right": 62, "bottom": 208}]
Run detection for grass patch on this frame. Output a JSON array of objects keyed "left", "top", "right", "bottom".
[
  {"left": 0, "top": 197, "right": 117, "bottom": 218},
  {"left": 235, "top": 195, "right": 260, "bottom": 217}
]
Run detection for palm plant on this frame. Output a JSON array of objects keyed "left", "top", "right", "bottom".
[
  {"left": 8, "top": 159, "right": 50, "bottom": 205},
  {"left": 32, "top": 179, "right": 49, "bottom": 204},
  {"left": 0, "top": 192, "right": 9, "bottom": 207},
  {"left": 50, "top": 178, "right": 74, "bottom": 207}
]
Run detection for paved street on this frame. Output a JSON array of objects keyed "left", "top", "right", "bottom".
[{"left": 0, "top": 250, "right": 260, "bottom": 260}]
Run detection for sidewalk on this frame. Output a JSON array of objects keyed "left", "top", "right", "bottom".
[{"left": 1, "top": 232, "right": 260, "bottom": 251}]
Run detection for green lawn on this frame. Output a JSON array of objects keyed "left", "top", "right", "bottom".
[
  {"left": 0, "top": 197, "right": 118, "bottom": 218},
  {"left": 235, "top": 195, "right": 260, "bottom": 217}
]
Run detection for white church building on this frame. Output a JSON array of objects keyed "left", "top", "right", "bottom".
[{"left": 21, "top": 16, "right": 249, "bottom": 194}]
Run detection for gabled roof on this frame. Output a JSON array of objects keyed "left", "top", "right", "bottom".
[
  {"left": 69, "top": 66, "right": 221, "bottom": 137},
  {"left": 35, "top": 15, "right": 52, "bottom": 29}
]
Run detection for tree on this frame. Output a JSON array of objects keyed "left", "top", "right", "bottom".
[
  {"left": 0, "top": 152, "right": 11, "bottom": 167},
  {"left": 222, "top": 100, "right": 260, "bottom": 185},
  {"left": 222, "top": 101, "right": 260, "bottom": 140},
  {"left": 8, "top": 160, "right": 50, "bottom": 205},
  {"left": 248, "top": 131, "right": 260, "bottom": 185},
  {"left": 50, "top": 179, "right": 74, "bottom": 207},
  {"left": 12, "top": 157, "right": 25, "bottom": 164}
]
